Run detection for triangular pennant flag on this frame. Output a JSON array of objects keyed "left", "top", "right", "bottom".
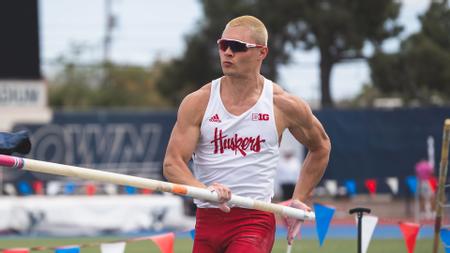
[
  {"left": 18, "top": 181, "right": 32, "bottom": 195},
  {"left": 100, "top": 242, "right": 126, "bottom": 253},
  {"left": 3, "top": 248, "right": 29, "bottom": 253},
  {"left": 190, "top": 229, "right": 196, "bottom": 240},
  {"left": 85, "top": 183, "right": 97, "bottom": 196},
  {"left": 150, "top": 232, "right": 175, "bottom": 253},
  {"left": 386, "top": 177, "right": 399, "bottom": 195},
  {"left": 364, "top": 179, "right": 377, "bottom": 195},
  {"left": 441, "top": 228, "right": 450, "bottom": 253},
  {"left": 325, "top": 180, "right": 338, "bottom": 196},
  {"left": 32, "top": 181, "right": 44, "bottom": 195},
  {"left": 344, "top": 180, "right": 357, "bottom": 196},
  {"left": 46, "top": 181, "right": 61, "bottom": 196},
  {"left": 125, "top": 185, "right": 137, "bottom": 195},
  {"left": 4, "top": 183, "right": 17, "bottom": 196},
  {"left": 55, "top": 246, "right": 80, "bottom": 253},
  {"left": 313, "top": 203, "right": 335, "bottom": 246},
  {"left": 429, "top": 177, "right": 438, "bottom": 193},
  {"left": 406, "top": 176, "right": 418, "bottom": 195},
  {"left": 399, "top": 222, "right": 420, "bottom": 253},
  {"left": 104, "top": 184, "right": 118, "bottom": 195},
  {"left": 64, "top": 182, "right": 76, "bottom": 195},
  {"left": 140, "top": 188, "right": 153, "bottom": 195},
  {"left": 361, "top": 215, "right": 378, "bottom": 253}
]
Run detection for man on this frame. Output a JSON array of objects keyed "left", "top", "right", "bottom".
[{"left": 163, "top": 15, "right": 330, "bottom": 253}]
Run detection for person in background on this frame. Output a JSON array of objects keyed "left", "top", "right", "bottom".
[
  {"left": 277, "top": 147, "right": 302, "bottom": 201},
  {"left": 415, "top": 159, "right": 435, "bottom": 219}
]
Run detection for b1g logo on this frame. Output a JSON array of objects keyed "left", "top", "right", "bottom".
[{"left": 252, "top": 113, "right": 269, "bottom": 121}]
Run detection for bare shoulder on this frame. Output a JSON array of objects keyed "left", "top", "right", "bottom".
[
  {"left": 177, "top": 82, "right": 211, "bottom": 125},
  {"left": 273, "top": 83, "right": 313, "bottom": 128}
]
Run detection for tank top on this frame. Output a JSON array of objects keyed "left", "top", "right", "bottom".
[{"left": 193, "top": 77, "right": 280, "bottom": 208}]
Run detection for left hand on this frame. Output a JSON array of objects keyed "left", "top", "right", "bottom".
[{"left": 284, "top": 199, "right": 311, "bottom": 245}]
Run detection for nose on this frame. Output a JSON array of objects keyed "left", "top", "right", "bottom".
[{"left": 223, "top": 46, "right": 234, "bottom": 56}]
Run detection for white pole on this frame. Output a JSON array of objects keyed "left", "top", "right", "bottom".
[
  {"left": 0, "top": 154, "right": 315, "bottom": 221},
  {"left": 428, "top": 135, "right": 435, "bottom": 169},
  {"left": 286, "top": 243, "right": 293, "bottom": 253}
]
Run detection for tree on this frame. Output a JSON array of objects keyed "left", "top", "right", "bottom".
[
  {"left": 369, "top": 1, "right": 450, "bottom": 105},
  {"left": 291, "top": 0, "right": 402, "bottom": 107},
  {"left": 48, "top": 46, "right": 170, "bottom": 108},
  {"left": 156, "top": 0, "right": 402, "bottom": 107}
]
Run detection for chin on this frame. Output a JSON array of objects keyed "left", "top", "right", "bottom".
[{"left": 222, "top": 70, "right": 236, "bottom": 77}]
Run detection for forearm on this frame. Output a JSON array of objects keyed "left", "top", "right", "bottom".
[
  {"left": 163, "top": 159, "right": 206, "bottom": 188},
  {"left": 292, "top": 146, "right": 330, "bottom": 202}
]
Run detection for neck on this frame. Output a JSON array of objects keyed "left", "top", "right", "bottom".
[{"left": 222, "top": 74, "right": 264, "bottom": 100}]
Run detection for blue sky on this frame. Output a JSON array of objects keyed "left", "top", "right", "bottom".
[{"left": 40, "top": 0, "right": 430, "bottom": 103}]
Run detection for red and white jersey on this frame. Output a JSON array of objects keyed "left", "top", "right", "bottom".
[{"left": 193, "top": 77, "right": 280, "bottom": 208}]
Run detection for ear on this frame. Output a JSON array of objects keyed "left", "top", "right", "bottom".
[{"left": 258, "top": 47, "right": 268, "bottom": 61}]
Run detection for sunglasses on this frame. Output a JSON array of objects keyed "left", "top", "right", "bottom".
[{"left": 217, "top": 38, "right": 265, "bottom": 53}]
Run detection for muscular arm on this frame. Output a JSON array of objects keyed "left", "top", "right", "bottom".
[
  {"left": 275, "top": 89, "right": 331, "bottom": 203},
  {"left": 163, "top": 85, "right": 232, "bottom": 211},
  {"left": 163, "top": 87, "right": 209, "bottom": 188}
]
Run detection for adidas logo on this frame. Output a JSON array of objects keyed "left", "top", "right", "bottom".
[{"left": 209, "top": 114, "right": 221, "bottom": 123}]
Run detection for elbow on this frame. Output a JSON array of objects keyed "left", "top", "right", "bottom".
[
  {"left": 324, "top": 137, "right": 331, "bottom": 156},
  {"left": 322, "top": 137, "right": 332, "bottom": 162},
  {"left": 314, "top": 136, "right": 331, "bottom": 160},
  {"left": 163, "top": 159, "right": 176, "bottom": 182}
]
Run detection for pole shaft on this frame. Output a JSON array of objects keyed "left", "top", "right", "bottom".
[
  {"left": 0, "top": 155, "right": 315, "bottom": 221},
  {"left": 432, "top": 119, "right": 450, "bottom": 253}
]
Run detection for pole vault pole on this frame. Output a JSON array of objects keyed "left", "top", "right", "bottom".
[
  {"left": 0, "top": 154, "right": 315, "bottom": 221},
  {"left": 432, "top": 119, "right": 450, "bottom": 253}
]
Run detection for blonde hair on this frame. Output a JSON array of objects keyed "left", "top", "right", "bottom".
[{"left": 225, "top": 15, "right": 268, "bottom": 46}]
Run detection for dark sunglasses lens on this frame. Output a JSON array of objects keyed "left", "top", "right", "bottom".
[{"left": 219, "top": 40, "right": 247, "bottom": 52}]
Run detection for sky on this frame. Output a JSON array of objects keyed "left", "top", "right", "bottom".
[{"left": 39, "top": 0, "right": 431, "bottom": 104}]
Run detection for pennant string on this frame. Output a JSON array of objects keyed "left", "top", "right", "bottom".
[{"left": 0, "top": 232, "right": 182, "bottom": 252}]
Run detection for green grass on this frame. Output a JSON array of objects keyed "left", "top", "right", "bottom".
[{"left": 0, "top": 237, "right": 442, "bottom": 253}]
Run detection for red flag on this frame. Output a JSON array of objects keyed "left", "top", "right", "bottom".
[
  {"left": 399, "top": 222, "right": 420, "bottom": 253},
  {"left": 85, "top": 183, "right": 96, "bottom": 196},
  {"left": 428, "top": 177, "right": 438, "bottom": 193},
  {"left": 151, "top": 232, "right": 175, "bottom": 253},
  {"left": 32, "top": 181, "right": 44, "bottom": 195},
  {"left": 3, "top": 249, "right": 29, "bottom": 253},
  {"left": 364, "top": 179, "right": 377, "bottom": 195},
  {"left": 140, "top": 188, "right": 153, "bottom": 195}
]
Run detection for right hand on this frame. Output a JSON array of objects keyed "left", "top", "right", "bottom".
[
  {"left": 207, "top": 182, "right": 231, "bottom": 213},
  {"left": 284, "top": 199, "right": 311, "bottom": 245}
]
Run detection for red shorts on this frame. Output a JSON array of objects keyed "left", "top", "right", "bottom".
[{"left": 193, "top": 207, "right": 275, "bottom": 253}]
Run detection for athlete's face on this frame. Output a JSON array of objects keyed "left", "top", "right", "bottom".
[{"left": 218, "top": 26, "right": 267, "bottom": 78}]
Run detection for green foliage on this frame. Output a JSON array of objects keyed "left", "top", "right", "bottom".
[
  {"left": 369, "top": 2, "right": 450, "bottom": 105},
  {"left": 48, "top": 57, "right": 171, "bottom": 109},
  {"left": 155, "top": 0, "right": 402, "bottom": 107}
]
